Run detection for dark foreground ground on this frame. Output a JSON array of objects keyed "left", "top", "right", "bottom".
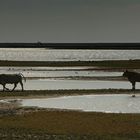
[{"left": 0, "top": 109, "right": 140, "bottom": 140}]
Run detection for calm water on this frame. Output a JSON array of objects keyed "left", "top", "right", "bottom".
[
  {"left": 20, "top": 94, "right": 140, "bottom": 113},
  {"left": 0, "top": 67, "right": 122, "bottom": 78},
  {"left": 0, "top": 79, "right": 135, "bottom": 90},
  {"left": 0, "top": 48, "right": 140, "bottom": 61},
  {"left": 0, "top": 66, "right": 128, "bottom": 90}
]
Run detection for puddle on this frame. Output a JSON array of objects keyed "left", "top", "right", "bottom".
[{"left": 20, "top": 94, "right": 140, "bottom": 113}]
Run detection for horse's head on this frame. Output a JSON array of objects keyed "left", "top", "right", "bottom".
[{"left": 122, "top": 70, "right": 128, "bottom": 77}]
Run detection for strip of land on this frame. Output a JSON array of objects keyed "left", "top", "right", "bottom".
[
  {"left": 0, "top": 89, "right": 139, "bottom": 98},
  {"left": 1, "top": 42, "right": 140, "bottom": 49},
  {"left": 1, "top": 60, "right": 140, "bottom": 68}
]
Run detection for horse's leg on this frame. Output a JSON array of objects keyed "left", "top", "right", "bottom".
[
  {"left": 132, "top": 81, "right": 135, "bottom": 91},
  {"left": 2, "top": 84, "right": 5, "bottom": 91},
  {"left": 12, "top": 83, "right": 17, "bottom": 91},
  {"left": 4, "top": 84, "right": 10, "bottom": 91},
  {"left": 2, "top": 84, "right": 9, "bottom": 91},
  {"left": 19, "top": 81, "right": 24, "bottom": 91},
  {"left": 5, "top": 87, "right": 10, "bottom": 91}
]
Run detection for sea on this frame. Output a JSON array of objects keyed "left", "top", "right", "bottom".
[{"left": 0, "top": 48, "right": 140, "bottom": 61}]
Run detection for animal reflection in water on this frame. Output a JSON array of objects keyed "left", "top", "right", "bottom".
[
  {"left": 123, "top": 70, "right": 140, "bottom": 91},
  {"left": 0, "top": 73, "right": 26, "bottom": 91}
]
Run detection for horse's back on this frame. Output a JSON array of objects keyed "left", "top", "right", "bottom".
[
  {"left": 125, "top": 71, "right": 140, "bottom": 82},
  {"left": 134, "top": 73, "right": 140, "bottom": 82},
  {"left": 0, "top": 74, "right": 21, "bottom": 83}
]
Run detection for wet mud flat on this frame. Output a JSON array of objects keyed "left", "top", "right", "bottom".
[{"left": 0, "top": 59, "right": 140, "bottom": 139}]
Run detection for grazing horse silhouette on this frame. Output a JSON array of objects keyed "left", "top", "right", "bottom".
[
  {"left": 123, "top": 70, "right": 140, "bottom": 90},
  {"left": 0, "top": 73, "right": 26, "bottom": 91}
]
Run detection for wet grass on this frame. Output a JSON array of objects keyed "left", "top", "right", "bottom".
[
  {"left": 0, "top": 60, "right": 140, "bottom": 68},
  {"left": 0, "top": 110, "right": 139, "bottom": 139}
]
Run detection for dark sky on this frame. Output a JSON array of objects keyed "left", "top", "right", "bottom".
[{"left": 0, "top": 0, "right": 140, "bottom": 43}]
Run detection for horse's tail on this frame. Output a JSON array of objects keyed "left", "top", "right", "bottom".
[{"left": 19, "top": 73, "right": 26, "bottom": 82}]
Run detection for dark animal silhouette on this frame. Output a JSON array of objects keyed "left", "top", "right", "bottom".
[
  {"left": 123, "top": 70, "right": 140, "bottom": 90},
  {"left": 0, "top": 73, "right": 26, "bottom": 91}
]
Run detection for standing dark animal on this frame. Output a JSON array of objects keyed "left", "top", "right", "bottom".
[
  {"left": 123, "top": 70, "right": 140, "bottom": 90},
  {"left": 0, "top": 73, "right": 26, "bottom": 91}
]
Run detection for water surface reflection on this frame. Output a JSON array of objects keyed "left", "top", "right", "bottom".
[
  {"left": 21, "top": 94, "right": 140, "bottom": 113},
  {"left": 0, "top": 79, "right": 134, "bottom": 90}
]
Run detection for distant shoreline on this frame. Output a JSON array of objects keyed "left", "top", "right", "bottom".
[{"left": 0, "top": 43, "right": 140, "bottom": 49}]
